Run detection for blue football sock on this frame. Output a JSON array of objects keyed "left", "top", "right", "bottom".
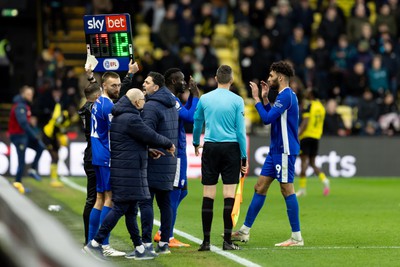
[
  {"left": 169, "top": 188, "right": 188, "bottom": 238},
  {"left": 169, "top": 189, "right": 180, "bottom": 238},
  {"left": 244, "top": 193, "right": 266, "bottom": 228},
  {"left": 88, "top": 208, "right": 101, "bottom": 243},
  {"left": 100, "top": 206, "right": 112, "bottom": 245},
  {"left": 285, "top": 194, "right": 300, "bottom": 232}
]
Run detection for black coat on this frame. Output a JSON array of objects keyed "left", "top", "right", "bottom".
[
  {"left": 143, "top": 86, "right": 179, "bottom": 190},
  {"left": 110, "top": 96, "right": 173, "bottom": 202}
]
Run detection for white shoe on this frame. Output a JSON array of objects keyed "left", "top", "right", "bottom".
[
  {"left": 323, "top": 180, "right": 330, "bottom": 196},
  {"left": 231, "top": 230, "right": 250, "bottom": 242},
  {"left": 102, "top": 245, "right": 126, "bottom": 257},
  {"left": 275, "top": 238, "right": 304, "bottom": 247},
  {"left": 296, "top": 189, "right": 306, "bottom": 197}
]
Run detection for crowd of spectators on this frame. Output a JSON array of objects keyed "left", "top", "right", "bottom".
[{"left": 35, "top": 0, "right": 400, "bottom": 137}]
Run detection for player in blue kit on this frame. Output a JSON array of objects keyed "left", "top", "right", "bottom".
[
  {"left": 83, "top": 60, "right": 138, "bottom": 248},
  {"left": 153, "top": 68, "right": 200, "bottom": 248},
  {"left": 232, "top": 61, "right": 304, "bottom": 247},
  {"left": 88, "top": 71, "right": 125, "bottom": 256}
]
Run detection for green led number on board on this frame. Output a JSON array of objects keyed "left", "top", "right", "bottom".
[{"left": 111, "top": 32, "right": 129, "bottom": 57}]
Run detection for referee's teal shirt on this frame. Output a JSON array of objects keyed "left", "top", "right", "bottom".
[{"left": 193, "top": 88, "right": 247, "bottom": 159}]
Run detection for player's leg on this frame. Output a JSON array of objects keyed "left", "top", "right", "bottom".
[
  {"left": 100, "top": 190, "right": 113, "bottom": 243},
  {"left": 297, "top": 138, "right": 309, "bottom": 196},
  {"left": 233, "top": 153, "right": 275, "bottom": 242},
  {"left": 159, "top": 157, "right": 180, "bottom": 244},
  {"left": 100, "top": 166, "right": 114, "bottom": 247},
  {"left": 168, "top": 156, "right": 190, "bottom": 247},
  {"left": 221, "top": 183, "right": 239, "bottom": 250},
  {"left": 220, "top": 143, "right": 241, "bottom": 250},
  {"left": 310, "top": 143, "right": 330, "bottom": 196},
  {"left": 100, "top": 188, "right": 125, "bottom": 256},
  {"left": 169, "top": 186, "right": 189, "bottom": 247},
  {"left": 198, "top": 184, "right": 216, "bottom": 251},
  {"left": 275, "top": 154, "right": 304, "bottom": 247},
  {"left": 168, "top": 187, "right": 181, "bottom": 241},
  {"left": 48, "top": 137, "right": 63, "bottom": 187},
  {"left": 83, "top": 161, "right": 96, "bottom": 245},
  {"left": 199, "top": 142, "right": 219, "bottom": 251},
  {"left": 85, "top": 201, "right": 128, "bottom": 258},
  {"left": 93, "top": 201, "right": 126, "bottom": 245},
  {"left": 297, "top": 153, "right": 308, "bottom": 196},
  {"left": 87, "top": 166, "right": 104, "bottom": 243}
]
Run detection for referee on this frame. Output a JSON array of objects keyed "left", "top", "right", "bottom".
[{"left": 193, "top": 65, "right": 248, "bottom": 251}]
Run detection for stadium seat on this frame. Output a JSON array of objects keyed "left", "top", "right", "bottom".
[
  {"left": 136, "top": 23, "right": 151, "bottom": 35},
  {"left": 134, "top": 35, "right": 151, "bottom": 47}
]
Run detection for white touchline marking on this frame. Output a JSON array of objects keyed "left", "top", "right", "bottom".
[
  {"left": 252, "top": 246, "right": 400, "bottom": 250},
  {"left": 61, "top": 177, "right": 262, "bottom": 267},
  {"left": 60, "top": 176, "right": 87, "bottom": 192}
]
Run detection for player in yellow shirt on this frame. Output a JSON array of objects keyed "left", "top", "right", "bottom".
[
  {"left": 297, "top": 88, "right": 330, "bottom": 196},
  {"left": 42, "top": 88, "right": 76, "bottom": 187}
]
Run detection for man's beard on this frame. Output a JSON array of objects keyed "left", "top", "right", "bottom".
[
  {"left": 268, "top": 84, "right": 279, "bottom": 103},
  {"left": 107, "top": 88, "right": 119, "bottom": 100},
  {"left": 176, "top": 84, "right": 185, "bottom": 94}
]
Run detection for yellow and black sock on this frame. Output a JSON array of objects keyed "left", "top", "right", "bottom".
[
  {"left": 50, "top": 163, "right": 58, "bottom": 180},
  {"left": 299, "top": 176, "right": 307, "bottom": 189}
]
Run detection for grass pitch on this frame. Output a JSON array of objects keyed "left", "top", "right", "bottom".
[{"left": 12, "top": 176, "right": 400, "bottom": 267}]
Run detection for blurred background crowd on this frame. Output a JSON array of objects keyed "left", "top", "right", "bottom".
[{"left": 1, "top": 0, "right": 400, "bottom": 137}]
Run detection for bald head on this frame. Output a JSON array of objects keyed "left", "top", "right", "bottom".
[{"left": 126, "top": 88, "right": 146, "bottom": 109}]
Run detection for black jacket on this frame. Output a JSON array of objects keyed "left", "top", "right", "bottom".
[
  {"left": 110, "top": 96, "right": 173, "bottom": 202},
  {"left": 143, "top": 86, "right": 179, "bottom": 190},
  {"left": 78, "top": 101, "right": 94, "bottom": 162}
]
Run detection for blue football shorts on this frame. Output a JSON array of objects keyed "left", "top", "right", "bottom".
[
  {"left": 260, "top": 153, "right": 297, "bottom": 183},
  {"left": 94, "top": 165, "right": 111, "bottom": 193}
]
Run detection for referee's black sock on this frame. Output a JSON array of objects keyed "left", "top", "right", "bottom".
[
  {"left": 201, "top": 197, "right": 214, "bottom": 243},
  {"left": 223, "top": 197, "right": 235, "bottom": 243}
]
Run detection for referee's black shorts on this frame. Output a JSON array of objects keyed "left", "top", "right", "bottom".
[
  {"left": 201, "top": 142, "right": 241, "bottom": 185},
  {"left": 300, "top": 137, "right": 319, "bottom": 157}
]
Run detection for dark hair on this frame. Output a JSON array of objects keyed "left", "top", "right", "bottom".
[
  {"left": 164, "top": 68, "right": 182, "bottom": 86},
  {"left": 101, "top": 71, "right": 119, "bottom": 84},
  {"left": 270, "top": 61, "right": 295, "bottom": 78},
  {"left": 84, "top": 83, "right": 101, "bottom": 99},
  {"left": 216, "top": 65, "right": 232, "bottom": 84},
  {"left": 148, "top": 71, "right": 165, "bottom": 87}
]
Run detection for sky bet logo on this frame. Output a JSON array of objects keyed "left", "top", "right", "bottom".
[{"left": 86, "top": 15, "right": 127, "bottom": 32}]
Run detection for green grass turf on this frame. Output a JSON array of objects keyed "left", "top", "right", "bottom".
[{"left": 10, "top": 176, "right": 400, "bottom": 267}]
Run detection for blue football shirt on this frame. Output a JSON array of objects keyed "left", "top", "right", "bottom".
[
  {"left": 91, "top": 95, "right": 114, "bottom": 166},
  {"left": 255, "top": 87, "right": 300, "bottom": 155}
]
